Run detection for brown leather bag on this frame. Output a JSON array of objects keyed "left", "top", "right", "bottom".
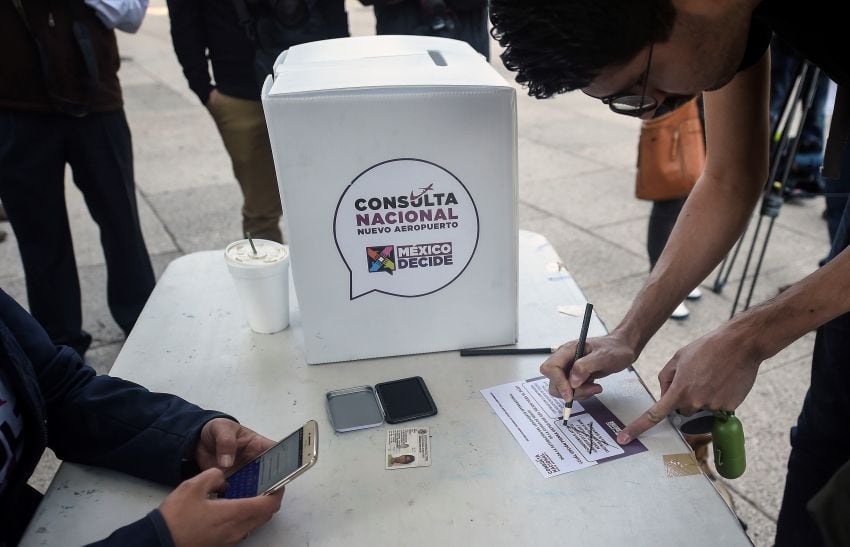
[{"left": 635, "top": 98, "right": 706, "bottom": 201}]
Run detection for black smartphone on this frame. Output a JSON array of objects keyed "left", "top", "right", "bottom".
[{"left": 375, "top": 376, "right": 438, "bottom": 424}]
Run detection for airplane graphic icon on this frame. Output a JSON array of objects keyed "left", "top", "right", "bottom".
[{"left": 409, "top": 183, "right": 434, "bottom": 201}]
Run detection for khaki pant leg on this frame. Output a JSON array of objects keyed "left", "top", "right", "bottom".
[{"left": 208, "top": 93, "right": 283, "bottom": 243}]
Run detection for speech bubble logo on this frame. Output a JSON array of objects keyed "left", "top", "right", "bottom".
[{"left": 334, "top": 158, "right": 479, "bottom": 299}]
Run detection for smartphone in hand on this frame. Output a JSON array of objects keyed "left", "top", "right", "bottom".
[{"left": 221, "top": 420, "right": 318, "bottom": 499}]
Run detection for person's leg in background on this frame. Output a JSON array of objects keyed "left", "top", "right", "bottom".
[
  {"left": 647, "top": 198, "right": 686, "bottom": 270},
  {"left": 373, "top": 1, "right": 490, "bottom": 60},
  {"left": 207, "top": 93, "right": 283, "bottom": 243},
  {"left": 775, "top": 143, "right": 850, "bottom": 546},
  {"left": 66, "top": 110, "right": 155, "bottom": 336},
  {"left": 451, "top": 4, "right": 490, "bottom": 61},
  {"left": 0, "top": 110, "right": 92, "bottom": 357},
  {"left": 647, "top": 197, "right": 698, "bottom": 319}
]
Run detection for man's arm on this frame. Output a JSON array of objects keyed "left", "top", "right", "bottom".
[
  {"left": 617, "top": 241, "right": 850, "bottom": 443},
  {"left": 0, "top": 290, "right": 227, "bottom": 485},
  {"left": 541, "top": 52, "right": 771, "bottom": 400},
  {"left": 165, "top": 0, "right": 213, "bottom": 104},
  {"left": 83, "top": 0, "right": 149, "bottom": 33},
  {"left": 617, "top": 52, "right": 771, "bottom": 355}
]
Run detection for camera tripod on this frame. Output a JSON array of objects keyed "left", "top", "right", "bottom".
[{"left": 712, "top": 60, "right": 823, "bottom": 317}]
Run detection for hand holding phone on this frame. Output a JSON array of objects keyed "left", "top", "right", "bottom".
[
  {"left": 195, "top": 418, "right": 274, "bottom": 471},
  {"left": 221, "top": 420, "right": 318, "bottom": 499},
  {"left": 161, "top": 467, "right": 284, "bottom": 546}
]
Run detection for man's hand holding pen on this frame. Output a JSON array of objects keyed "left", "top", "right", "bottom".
[
  {"left": 541, "top": 321, "right": 763, "bottom": 446},
  {"left": 541, "top": 331, "right": 637, "bottom": 404}
]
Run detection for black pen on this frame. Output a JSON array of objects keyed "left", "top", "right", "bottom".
[
  {"left": 460, "top": 347, "right": 555, "bottom": 356},
  {"left": 563, "top": 302, "right": 593, "bottom": 425}
]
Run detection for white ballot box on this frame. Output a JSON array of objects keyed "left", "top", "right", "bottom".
[{"left": 261, "top": 35, "right": 517, "bottom": 364}]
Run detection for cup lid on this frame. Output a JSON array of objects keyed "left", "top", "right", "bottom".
[{"left": 224, "top": 239, "right": 289, "bottom": 267}]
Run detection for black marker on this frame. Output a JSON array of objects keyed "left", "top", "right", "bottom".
[
  {"left": 563, "top": 303, "right": 593, "bottom": 425},
  {"left": 460, "top": 347, "right": 554, "bottom": 356}
]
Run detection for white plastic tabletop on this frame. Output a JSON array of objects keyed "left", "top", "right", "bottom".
[{"left": 21, "top": 230, "right": 750, "bottom": 546}]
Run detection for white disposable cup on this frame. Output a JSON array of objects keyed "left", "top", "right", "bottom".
[{"left": 224, "top": 239, "right": 290, "bottom": 334}]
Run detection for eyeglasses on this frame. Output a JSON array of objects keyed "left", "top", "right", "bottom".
[
  {"left": 596, "top": 44, "right": 658, "bottom": 117},
  {"left": 589, "top": 45, "right": 697, "bottom": 118}
]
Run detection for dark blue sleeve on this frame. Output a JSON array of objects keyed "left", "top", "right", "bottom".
[
  {"left": 0, "top": 290, "right": 233, "bottom": 486},
  {"left": 85, "top": 510, "right": 175, "bottom": 547}
]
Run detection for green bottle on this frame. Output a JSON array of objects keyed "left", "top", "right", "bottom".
[{"left": 712, "top": 411, "right": 746, "bottom": 479}]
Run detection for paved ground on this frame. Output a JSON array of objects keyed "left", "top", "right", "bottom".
[{"left": 2, "top": 2, "right": 834, "bottom": 545}]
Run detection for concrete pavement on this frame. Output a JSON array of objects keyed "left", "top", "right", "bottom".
[{"left": 2, "top": 2, "right": 832, "bottom": 545}]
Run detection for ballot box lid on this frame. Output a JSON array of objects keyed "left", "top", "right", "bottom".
[{"left": 265, "top": 35, "right": 512, "bottom": 97}]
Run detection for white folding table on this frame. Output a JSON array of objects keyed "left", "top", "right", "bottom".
[{"left": 21, "top": 230, "right": 750, "bottom": 546}]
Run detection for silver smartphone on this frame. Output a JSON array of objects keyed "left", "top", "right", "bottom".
[{"left": 220, "top": 420, "right": 318, "bottom": 499}]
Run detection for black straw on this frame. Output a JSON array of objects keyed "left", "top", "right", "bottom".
[{"left": 246, "top": 232, "right": 258, "bottom": 255}]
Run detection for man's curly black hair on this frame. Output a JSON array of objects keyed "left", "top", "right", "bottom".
[{"left": 489, "top": 1, "right": 677, "bottom": 99}]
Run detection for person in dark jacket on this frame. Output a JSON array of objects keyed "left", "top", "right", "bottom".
[
  {"left": 0, "top": 0, "right": 156, "bottom": 360},
  {"left": 362, "top": 0, "right": 489, "bottom": 60},
  {"left": 0, "top": 289, "right": 282, "bottom": 546},
  {"left": 165, "top": 0, "right": 349, "bottom": 244}
]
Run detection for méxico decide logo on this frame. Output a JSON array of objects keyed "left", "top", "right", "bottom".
[
  {"left": 367, "top": 242, "right": 453, "bottom": 275},
  {"left": 335, "top": 158, "right": 479, "bottom": 299}
]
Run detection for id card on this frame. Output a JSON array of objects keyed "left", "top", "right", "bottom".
[{"left": 386, "top": 427, "right": 431, "bottom": 470}]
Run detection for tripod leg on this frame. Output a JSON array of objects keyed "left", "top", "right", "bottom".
[
  {"left": 742, "top": 67, "right": 823, "bottom": 311},
  {"left": 730, "top": 214, "right": 766, "bottom": 319},
  {"left": 714, "top": 220, "right": 749, "bottom": 294},
  {"left": 744, "top": 216, "right": 778, "bottom": 310},
  {"left": 718, "top": 63, "right": 811, "bottom": 300},
  {"left": 729, "top": 63, "right": 821, "bottom": 317}
]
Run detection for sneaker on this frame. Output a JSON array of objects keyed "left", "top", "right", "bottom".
[
  {"left": 687, "top": 287, "right": 703, "bottom": 300},
  {"left": 671, "top": 302, "right": 690, "bottom": 320}
]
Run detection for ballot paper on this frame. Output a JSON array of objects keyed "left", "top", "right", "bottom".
[{"left": 481, "top": 377, "right": 647, "bottom": 477}]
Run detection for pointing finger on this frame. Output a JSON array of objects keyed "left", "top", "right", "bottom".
[{"left": 616, "top": 391, "right": 678, "bottom": 445}]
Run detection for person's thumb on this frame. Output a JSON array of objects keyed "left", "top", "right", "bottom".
[
  {"left": 210, "top": 419, "right": 239, "bottom": 468},
  {"left": 616, "top": 391, "right": 677, "bottom": 445},
  {"left": 191, "top": 467, "right": 227, "bottom": 495},
  {"left": 568, "top": 352, "right": 600, "bottom": 388}
]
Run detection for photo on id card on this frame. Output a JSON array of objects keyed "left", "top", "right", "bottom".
[{"left": 386, "top": 427, "right": 431, "bottom": 469}]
